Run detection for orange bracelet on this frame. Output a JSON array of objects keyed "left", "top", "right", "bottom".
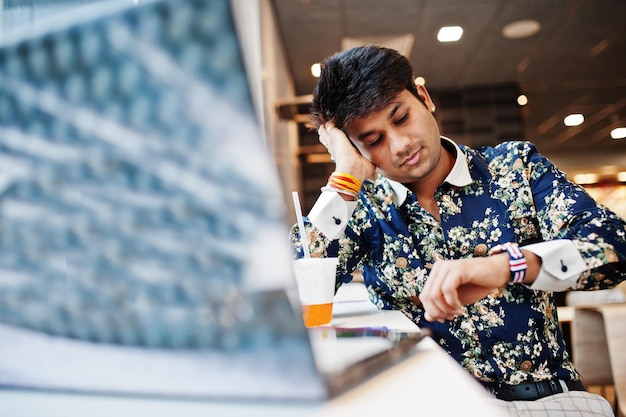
[{"left": 328, "top": 172, "right": 362, "bottom": 194}]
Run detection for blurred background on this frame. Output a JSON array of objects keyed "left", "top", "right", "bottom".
[
  {"left": 2, "top": 0, "right": 625, "bottom": 218},
  {"left": 271, "top": 0, "right": 626, "bottom": 217}
]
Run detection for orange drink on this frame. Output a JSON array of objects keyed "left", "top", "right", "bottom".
[
  {"left": 293, "top": 258, "right": 339, "bottom": 327},
  {"left": 302, "top": 302, "right": 333, "bottom": 327}
]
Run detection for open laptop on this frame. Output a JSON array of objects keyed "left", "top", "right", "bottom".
[{"left": 0, "top": 0, "right": 427, "bottom": 402}]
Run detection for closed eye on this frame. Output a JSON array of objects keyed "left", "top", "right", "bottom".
[
  {"left": 365, "top": 134, "right": 383, "bottom": 147},
  {"left": 394, "top": 112, "right": 409, "bottom": 125}
]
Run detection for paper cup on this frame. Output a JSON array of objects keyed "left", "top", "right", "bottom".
[{"left": 293, "top": 258, "right": 339, "bottom": 327}]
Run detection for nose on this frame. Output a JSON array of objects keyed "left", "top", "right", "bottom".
[{"left": 388, "top": 130, "right": 412, "bottom": 157}]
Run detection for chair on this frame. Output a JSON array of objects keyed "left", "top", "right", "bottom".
[
  {"left": 599, "top": 305, "right": 626, "bottom": 417},
  {"left": 566, "top": 288, "right": 625, "bottom": 306},
  {"left": 569, "top": 289, "right": 626, "bottom": 417}
]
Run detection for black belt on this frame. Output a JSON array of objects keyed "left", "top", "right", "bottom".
[{"left": 482, "top": 379, "right": 587, "bottom": 401}]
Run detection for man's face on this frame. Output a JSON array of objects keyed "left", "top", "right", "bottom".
[{"left": 344, "top": 86, "right": 442, "bottom": 184}]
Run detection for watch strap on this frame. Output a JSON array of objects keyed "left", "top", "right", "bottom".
[{"left": 488, "top": 242, "right": 527, "bottom": 284}]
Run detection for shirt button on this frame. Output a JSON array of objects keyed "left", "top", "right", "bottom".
[
  {"left": 474, "top": 244, "right": 488, "bottom": 256},
  {"left": 478, "top": 305, "right": 489, "bottom": 315},
  {"left": 434, "top": 253, "right": 444, "bottom": 261},
  {"left": 396, "top": 257, "right": 408, "bottom": 268},
  {"left": 520, "top": 360, "right": 533, "bottom": 371},
  {"left": 410, "top": 295, "right": 423, "bottom": 308},
  {"left": 606, "top": 250, "right": 618, "bottom": 263},
  {"left": 442, "top": 195, "right": 452, "bottom": 202},
  {"left": 520, "top": 217, "right": 529, "bottom": 226}
]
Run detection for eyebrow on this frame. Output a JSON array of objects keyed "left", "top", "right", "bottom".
[{"left": 356, "top": 102, "right": 402, "bottom": 141}]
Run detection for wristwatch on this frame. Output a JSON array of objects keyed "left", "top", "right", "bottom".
[{"left": 488, "top": 242, "right": 527, "bottom": 284}]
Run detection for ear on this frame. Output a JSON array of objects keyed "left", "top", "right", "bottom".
[{"left": 416, "top": 84, "right": 436, "bottom": 113}]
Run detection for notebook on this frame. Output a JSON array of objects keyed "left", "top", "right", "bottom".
[{"left": 0, "top": 0, "right": 427, "bottom": 402}]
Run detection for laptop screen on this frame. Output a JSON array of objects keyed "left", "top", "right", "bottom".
[
  {"left": 0, "top": 0, "right": 303, "bottom": 351},
  {"left": 0, "top": 0, "right": 427, "bottom": 402}
]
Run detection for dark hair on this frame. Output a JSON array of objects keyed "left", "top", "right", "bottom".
[{"left": 309, "top": 45, "right": 422, "bottom": 130}]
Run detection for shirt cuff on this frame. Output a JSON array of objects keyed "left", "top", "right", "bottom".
[
  {"left": 523, "top": 239, "right": 587, "bottom": 292},
  {"left": 308, "top": 191, "right": 357, "bottom": 240}
]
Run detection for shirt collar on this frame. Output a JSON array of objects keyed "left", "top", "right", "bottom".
[{"left": 386, "top": 136, "right": 472, "bottom": 205}]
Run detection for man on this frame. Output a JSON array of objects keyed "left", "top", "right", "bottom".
[{"left": 291, "top": 45, "right": 626, "bottom": 416}]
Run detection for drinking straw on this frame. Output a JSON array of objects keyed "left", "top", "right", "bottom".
[{"left": 292, "top": 191, "right": 310, "bottom": 259}]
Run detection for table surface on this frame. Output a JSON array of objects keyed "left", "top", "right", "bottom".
[{"left": 0, "top": 283, "right": 507, "bottom": 417}]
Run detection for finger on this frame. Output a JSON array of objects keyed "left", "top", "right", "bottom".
[
  {"left": 317, "top": 127, "right": 329, "bottom": 147},
  {"left": 321, "top": 123, "right": 338, "bottom": 152},
  {"left": 430, "top": 261, "right": 461, "bottom": 300},
  {"left": 421, "top": 262, "right": 463, "bottom": 321},
  {"left": 440, "top": 278, "right": 464, "bottom": 315},
  {"left": 427, "top": 297, "right": 459, "bottom": 322},
  {"left": 420, "top": 289, "right": 448, "bottom": 323},
  {"left": 434, "top": 274, "right": 464, "bottom": 318},
  {"left": 425, "top": 302, "right": 460, "bottom": 323},
  {"left": 420, "top": 264, "right": 448, "bottom": 322}
]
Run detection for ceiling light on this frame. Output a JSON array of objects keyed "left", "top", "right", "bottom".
[
  {"left": 564, "top": 113, "right": 584, "bottom": 127},
  {"left": 517, "top": 94, "right": 528, "bottom": 106},
  {"left": 437, "top": 26, "right": 463, "bottom": 42},
  {"left": 618, "top": 172, "right": 626, "bottom": 182},
  {"left": 599, "top": 165, "right": 618, "bottom": 175},
  {"left": 310, "top": 63, "right": 321, "bottom": 78},
  {"left": 573, "top": 173, "right": 598, "bottom": 185},
  {"left": 610, "top": 127, "right": 626, "bottom": 139},
  {"left": 502, "top": 19, "right": 541, "bottom": 39}
]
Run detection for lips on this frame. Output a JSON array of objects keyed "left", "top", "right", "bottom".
[{"left": 401, "top": 149, "right": 421, "bottom": 167}]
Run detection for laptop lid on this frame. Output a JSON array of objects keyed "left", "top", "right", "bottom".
[{"left": 0, "top": 0, "right": 425, "bottom": 401}]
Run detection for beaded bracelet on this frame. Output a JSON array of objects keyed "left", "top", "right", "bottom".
[
  {"left": 488, "top": 242, "right": 527, "bottom": 284},
  {"left": 327, "top": 172, "right": 362, "bottom": 195}
]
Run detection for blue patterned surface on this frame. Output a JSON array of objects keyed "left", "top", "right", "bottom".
[{"left": 0, "top": 0, "right": 305, "bottom": 351}]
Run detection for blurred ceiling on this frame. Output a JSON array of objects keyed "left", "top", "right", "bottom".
[{"left": 272, "top": 0, "right": 626, "bottom": 179}]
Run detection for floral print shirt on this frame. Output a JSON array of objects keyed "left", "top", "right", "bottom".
[{"left": 291, "top": 139, "right": 626, "bottom": 385}]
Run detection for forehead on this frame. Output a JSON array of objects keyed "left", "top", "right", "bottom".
[
  {"left": 347, "top": 90, "right": 412, "bottom": 131},
  {"left": 339, "top": 88, "right": 408, "bottom": 127}
]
